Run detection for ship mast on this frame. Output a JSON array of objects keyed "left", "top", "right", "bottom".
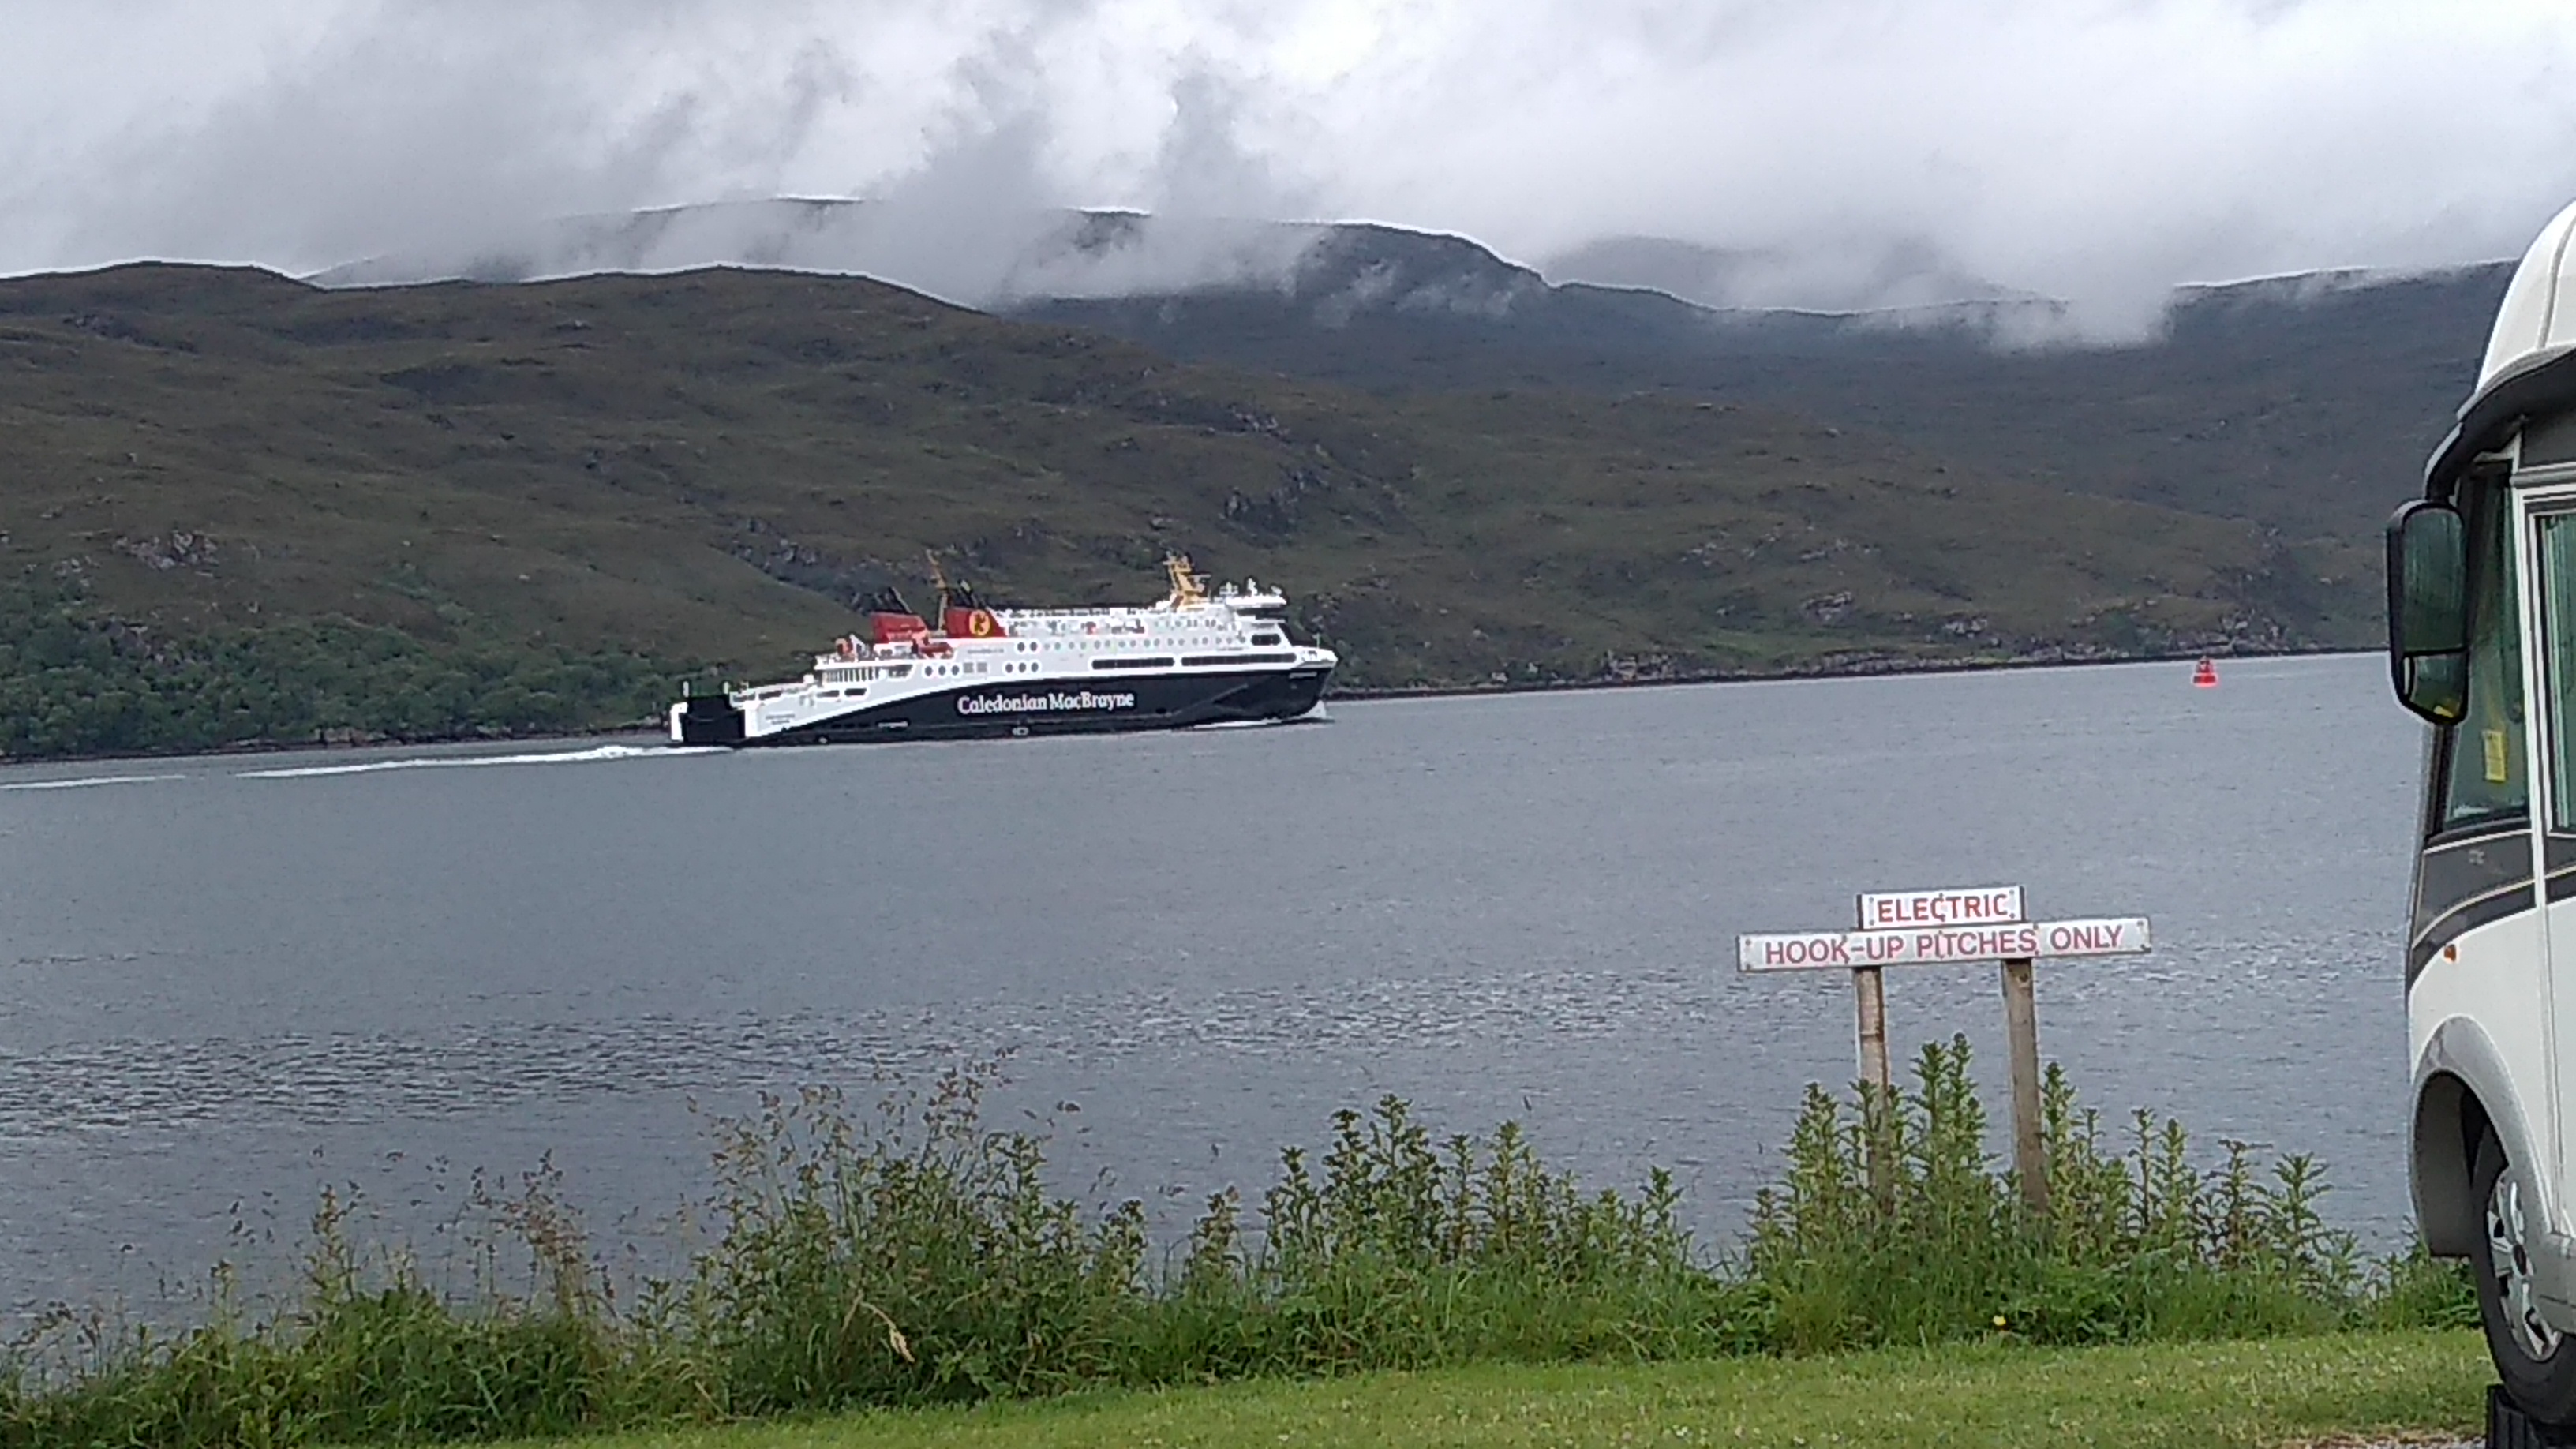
[
  {"left": 925, "top": 549, "right": 954, "bottom": 615},
  {"left": 1163, "top": 552, "right": 1208, "bottom": 607}
]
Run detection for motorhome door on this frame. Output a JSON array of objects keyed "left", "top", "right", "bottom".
[{"left": 2520, "top": 477, "right": 2576, "bottom": 1193}]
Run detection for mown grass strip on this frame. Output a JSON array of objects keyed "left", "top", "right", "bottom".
[{"left": 515, "top": 1331, "right": 2488, "bottom": 1449}]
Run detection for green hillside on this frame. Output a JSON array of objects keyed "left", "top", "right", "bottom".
[{"left": 0, "top": 264, "right": 2371, "bottom": 758}]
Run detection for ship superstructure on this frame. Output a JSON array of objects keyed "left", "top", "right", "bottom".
[{"left": 670, "top": 556, "right": 1336, "bottom": 746}]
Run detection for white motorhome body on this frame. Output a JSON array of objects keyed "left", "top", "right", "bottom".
[{"left": 2389, "top": 197, "right": 2576, "bottom": 1421}]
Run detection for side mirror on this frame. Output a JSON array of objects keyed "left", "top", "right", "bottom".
[{"left": 2387, "top": 500, "right": 2469, "bottom": 723}]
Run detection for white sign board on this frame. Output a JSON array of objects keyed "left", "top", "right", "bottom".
[
  {"left": 1856, "top": 886, "right": 2024, "bottom": 930},
  {"left": 1736, "top": 916, "right": 2151, "bottom": 973}
]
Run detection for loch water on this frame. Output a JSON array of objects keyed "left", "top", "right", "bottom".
[{"left": 0, "top": 653, "right": 2419, "bottom": 1314}]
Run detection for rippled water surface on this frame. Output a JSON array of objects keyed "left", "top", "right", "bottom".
[{"left": 0, "top": 656, "right": 2421, "bottom": 1311}]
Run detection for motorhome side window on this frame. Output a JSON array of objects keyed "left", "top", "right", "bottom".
[
  {"left": 2439, "top": 480, "right": 2528, "bottom": 830},
  {"left": 2533, "top": 511, "right": 2576, "bottom": 829}
]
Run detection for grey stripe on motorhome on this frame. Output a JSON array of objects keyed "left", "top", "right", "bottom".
[{"left": 2409, "top": 826, "right": 2538, "bottom": 983}]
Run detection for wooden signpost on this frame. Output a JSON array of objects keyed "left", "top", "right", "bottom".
[{"left": 1738, "top": 886, "right": 2151, "bottom": 1215}]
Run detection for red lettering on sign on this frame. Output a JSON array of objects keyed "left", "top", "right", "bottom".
[
  {"left": 1765, "top": 935, "right": 1855, "bottom": 968},
  {"left": 1741, "top": 913, "right": 2143, "bottom": 975},
  {"left": 1866, "top": 889, "right": 2023, "bottom": 929}
]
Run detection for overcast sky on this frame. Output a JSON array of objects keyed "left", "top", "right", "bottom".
[{"left": 6, "top": 0, "right": 2576, "bottom": 325}]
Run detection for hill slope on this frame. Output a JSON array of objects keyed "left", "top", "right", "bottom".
[
  {"left": 308, "top": 198, "right": 2500, "bottom": 551},
  {"left": 0, "top": 263, "right": 2368, "bottom": 757},
  {"left": 1019, "top": 256, "right": 2507, "bottom": 549}
]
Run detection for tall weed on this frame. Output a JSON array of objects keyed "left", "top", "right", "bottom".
[
  {"left": 0, "top": 1043, "right": 2477, "bottom": 1447},
  {"left": 1748, "top": 1036, "right": 2431, "bottom": 1350}
]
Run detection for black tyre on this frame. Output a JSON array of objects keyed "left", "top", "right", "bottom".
[{"left": 2478, "top": 1126, "right": 2576, "bottom": 1423}]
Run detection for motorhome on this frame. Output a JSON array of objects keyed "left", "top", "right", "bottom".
[{"left": 2390, "top": 197, "right": 2576, "bottom": 1422}]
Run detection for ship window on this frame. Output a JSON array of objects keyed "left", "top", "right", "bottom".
[{"left": 1254, "top": 633, "right": 1282, "bottom": 646}]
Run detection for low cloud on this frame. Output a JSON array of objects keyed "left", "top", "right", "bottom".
[{"left": 6, "top": 1, "right": 2575, "bottom": 331}]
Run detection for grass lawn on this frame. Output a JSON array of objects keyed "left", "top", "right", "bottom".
[{"left": 500, "top": 1331, "right": 2488, "bottom": 1449}]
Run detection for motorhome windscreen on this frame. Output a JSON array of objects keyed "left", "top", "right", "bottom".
[{"left": 2440, "top": 480, "right": 2529, "bottom": 832}]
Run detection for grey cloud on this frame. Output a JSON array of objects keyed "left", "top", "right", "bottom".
[
  {"left": 1541, "top": 235, "right": 2038, "bottom": 315},
  {"left": 6, "top": 0, "right": 2576, "bottom": 333},
  {"left": 313, "top": 197, "right": 1335, "bottom": 311},
  {"left": 1149, "top": 71, "right": 1316, "bottom": 222}
]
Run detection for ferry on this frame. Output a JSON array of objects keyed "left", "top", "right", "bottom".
[{"left": 670, "top": 556, "right": 1336, "bottom": 746}]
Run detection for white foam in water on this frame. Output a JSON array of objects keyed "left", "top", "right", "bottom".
[
  {"left": 1193, "top": 706, "right": 1327, "bottom": 731},
  {"left": 238, "top": 743, "right": 721, "bottom": 780},
  {"left": 0, "top": 773, "right": 188, "bottom": 792}
]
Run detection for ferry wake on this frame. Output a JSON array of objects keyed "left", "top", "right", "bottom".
[{"left": 670, "top": 556, "right": 1337, "bottom": 747}]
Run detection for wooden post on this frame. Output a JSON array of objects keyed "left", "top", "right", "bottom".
[
  {"left": 1853, "top": 964, "right": 1894, "bottom": 1203},
  {"left": 1853, "top": 964, "right": 1893, "bottom": 1097},
  {"left": 2000, "top": 955, "right": 2049, "bottom": 1217}
]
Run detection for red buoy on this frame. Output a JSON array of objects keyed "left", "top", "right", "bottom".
[{"left": 2191, "top": 657, "right": 2218, "bottom": 688}]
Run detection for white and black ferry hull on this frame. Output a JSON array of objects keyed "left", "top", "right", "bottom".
[{"left": 678, "top": 665, "right": 1330, "bottom": 747}]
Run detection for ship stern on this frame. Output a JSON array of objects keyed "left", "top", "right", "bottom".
[{"left": 673, "top": 690, "right": 746, "bottom": 746}]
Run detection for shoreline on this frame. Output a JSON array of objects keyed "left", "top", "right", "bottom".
[
  {"left": 1324, "top": 640, "right": 2359, "bottom": 701},
  {"left": 0, "top": 642, "right": 2369, "bottom": 772}
]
